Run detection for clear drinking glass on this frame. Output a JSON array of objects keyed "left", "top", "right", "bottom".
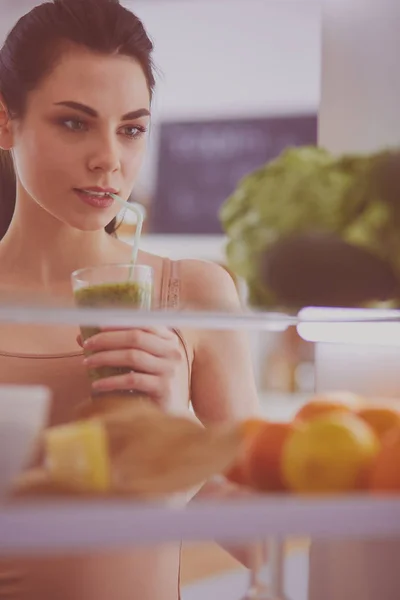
[
  {"left": 71, "top": 263, "right": 153, "bottom": 391},
  {"left": 242, "top": 539, "right": 289, "bottom": 600}
]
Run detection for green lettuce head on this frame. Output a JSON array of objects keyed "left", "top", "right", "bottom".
[{"left": 220, "top": 146, "right": 400, "bottom": 309}]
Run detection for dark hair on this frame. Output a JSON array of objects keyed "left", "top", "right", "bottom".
[{"left": 0, "top": 0, "right": 155, "bottom": 240}]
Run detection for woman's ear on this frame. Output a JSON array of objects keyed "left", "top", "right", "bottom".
[{"left": 0, "top": 96, "right": 14, "bottom": 150}]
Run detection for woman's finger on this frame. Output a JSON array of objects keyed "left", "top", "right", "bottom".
[
  {"left": 84, "top": 348, "right": 168, "bottom": 375},
  {"left": 84, "top": 328, "right": 181, "bottom": 360},
  {"left": 98, "top": 326, "right": 175, "bottom": 340},
  {"left": 91, "top": 370, "right": 163, "bottom": 396}
]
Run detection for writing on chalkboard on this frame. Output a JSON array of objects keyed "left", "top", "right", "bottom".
[{"left": 151, "top": 114, "right": 317, "bottom": 234}]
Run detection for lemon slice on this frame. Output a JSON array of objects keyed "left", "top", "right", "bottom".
[{"left": 44, "top": 420, "right": 110, "bottom": 492}]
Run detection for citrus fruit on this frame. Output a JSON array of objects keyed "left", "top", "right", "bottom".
[
  {"left": 244, "top": 421, "right": 295, "bottom": 492},
  {"left": 356, "top": 405, "right": 400, "bottom": 441},
  {"left": 294, "top": 399, "right": 352, "bottom": 423},
  {"left": 44, "top": 420, "right": 110, "bottom": 492},
  {"left": 311, "top": 391, "right": 366, "bottom": 410},
  {"left": 225, "top": 461, "right": 248, "bottom": 486},
  {"left": 240, "top": 418, "right": 268, "bottom": 439},
  {"left": 282, "top": 412, "right": 380, "bottom": 494},
  {"left": 225, "top": 418, "right": 266, "bottom": 486},
  {"left": 370, "top": 426, "right": 400, "bottom": 493}
]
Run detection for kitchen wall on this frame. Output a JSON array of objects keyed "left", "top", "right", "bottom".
[
  {"left": 125, "top": 0, "right": 321, "bottom": 261},
  {"left": 124, "top": 0, "right": 321, "bottom": 199},
  {"left": 319, "top": 0, "right": 400, "bottom": 154}
]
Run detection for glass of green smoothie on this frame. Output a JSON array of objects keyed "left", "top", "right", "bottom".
[{"left": 71, "top": 264, "right": 153, "bottom": 392}]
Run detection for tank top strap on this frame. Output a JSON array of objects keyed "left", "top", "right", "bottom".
[
  {"left": 167, "top": 260, "right": 181, "bottom": 309},
  {"left": 159, "top": 259, "right": 191, "bottom": 388},
  {"left": 160, "top": 258, "right": 181, "bottom": 309},
  {"left": 159, "top": 257, "right": 172, "bottom": 309}
]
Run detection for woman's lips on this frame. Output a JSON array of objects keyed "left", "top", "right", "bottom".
[{"left": 74, "top": 189, "right": 115, "bottom": 208}]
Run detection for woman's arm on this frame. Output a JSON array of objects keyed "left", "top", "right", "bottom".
[
  {"left": 179, "top": 259, "right": 262, "bottom": 567},
  {"left": 180, "top": 259, "right": 260, "bottom": 421}
]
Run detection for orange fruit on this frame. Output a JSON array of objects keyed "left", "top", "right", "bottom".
[
  {"left": 294, "top": 399, "right": 352, "bottom": 423},
  {"left": 370, "top": 426, "right": 400, "bottom": 493},
  {"left": 313, "top": 391, "right": 366, "bottom": 409},
  {"left": 244, "top": 421, "right": 295, "bottom": 492},
  {"left": 240, "top": 418, "right": 268, "bottom": 439},
  {"left": 225, "top": 461, "right": 248, "bottom": 486},
  {"left": 356, "top": 405, "right": 400, "bottom": 441},
  {"left": 225, "top": 418, "right": 266, "bottom": 486},
  {"left": 282, "top": 413, "right": 380, "bottom": 494}
]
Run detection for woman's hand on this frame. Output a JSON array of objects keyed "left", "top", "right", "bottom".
[{"left": 79, "top": 327, "right": 182, "bottom": 409}]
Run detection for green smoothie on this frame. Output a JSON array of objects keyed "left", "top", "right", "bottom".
[{"left": 74, "top": 280, "right": 152, "bottom": 383}]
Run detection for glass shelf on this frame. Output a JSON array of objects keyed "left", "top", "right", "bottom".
[
  {"left": 0, "top": 495, "right": 399, "bottom": 555},
  {"left": 0, "top": 298, "right": 399, "bottom": 600},
  {"left": 0, "top": 300, "right": 399, "bottom": 332}
]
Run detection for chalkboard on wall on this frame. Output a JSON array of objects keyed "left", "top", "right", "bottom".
[{"left": 150, "top": 114, "right": 317, "bottom": 234}]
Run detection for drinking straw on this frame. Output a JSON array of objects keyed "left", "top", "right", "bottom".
[{"left": 110, "top": 194, "right": 145, "bottom": 275}]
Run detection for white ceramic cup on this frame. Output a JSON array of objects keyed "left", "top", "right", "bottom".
[{"left": 0, "top": 385, "right": 51, "bottom": 497}]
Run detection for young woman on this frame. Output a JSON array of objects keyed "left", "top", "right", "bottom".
[{"left": 0, "top": 0, "right": 259, "bottom": 597}]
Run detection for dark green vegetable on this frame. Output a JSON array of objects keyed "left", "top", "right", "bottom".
[{"left": 220, "top": 146, "right": 400, "bottom": 309}]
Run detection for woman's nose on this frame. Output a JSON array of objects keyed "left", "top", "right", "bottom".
[{"left": 87, "top": 135, "right": 120, "bottom": 173}]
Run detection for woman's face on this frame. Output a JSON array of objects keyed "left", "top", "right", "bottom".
[{"left": 10, "top": 47, "right": 151, "bottom": 231}]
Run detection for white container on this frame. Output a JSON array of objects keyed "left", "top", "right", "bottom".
[{"left": 0, "top": 385, "right": 50, "bottom": 497}]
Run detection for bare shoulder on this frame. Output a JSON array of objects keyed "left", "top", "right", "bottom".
[
  {"left": 113, "top": 240, "right": 241, "bottom": 311},
  {"left": 177, "top": 259, "right": 260, "bottom": 422},
  {"left": 177, "top": 259, "right": 241, "bottom": 311}
]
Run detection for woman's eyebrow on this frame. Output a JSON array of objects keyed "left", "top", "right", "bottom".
[{"left": 53, "top": 101, "right": 150, "bottom": 120}]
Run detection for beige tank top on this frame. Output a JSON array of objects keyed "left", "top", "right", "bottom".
[{"left": 0, "top": 258, "right": 190, "bottom": 600}]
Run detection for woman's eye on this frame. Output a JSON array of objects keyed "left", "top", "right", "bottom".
[
  {"left": 62, "top": 119, "right": 87, "bottom": 132},
  {"left": 121, "top": 125, "right": 146, "bottom": 139}
]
